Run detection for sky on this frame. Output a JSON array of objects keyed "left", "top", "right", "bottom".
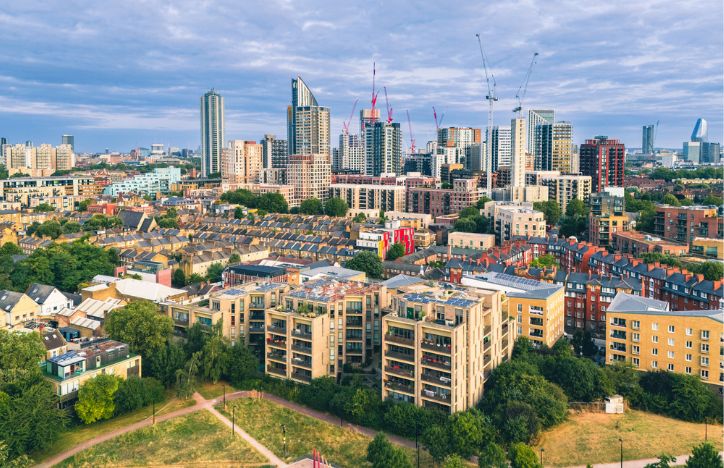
[{"left": 0, "top": 0, "right": 722, "bottom": 154}]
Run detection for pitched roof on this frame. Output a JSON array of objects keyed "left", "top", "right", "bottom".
[{"left": 608, "top": 293, "right": 670, "bottom": 313}]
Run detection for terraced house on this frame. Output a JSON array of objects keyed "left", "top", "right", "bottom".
[
  {"left": 381, "top": 283, "right": 515, "bottom": 413},
  {"left": 264, "top": 279, "right": 388, "bottom": 383}
]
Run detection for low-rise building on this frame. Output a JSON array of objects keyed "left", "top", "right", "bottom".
[
  {"left": 613, "top": 231, "right": 689, "bottom": 257},
  {"left": 493, "top": 205, "right": 546, "bottom": 245},
  {"left": 690, "top": 237, "right": 723, "bottom": 260},
  {"left": 605, "top": 293, "right": 723, "bottom": 388},
  {"left": 0, "top": 290, "right": 41, "bottom": 329},
  {"left": 43, "top": 338, "right": 141, "bottom": 407},
  {"left": 381, "top": 283, "right": 515, "bottom": 413},
  {"left": 407, "top": 179, "right": 482, "bottom": 217},
  {"left": 448, "top": 232, "right": 495, "bottom": 251},
  {"left": 329, "top": 182, "right": 406, "bottom": 213},
  {"left": 654, "top": 205, "right": 722, "bottom": 245}
]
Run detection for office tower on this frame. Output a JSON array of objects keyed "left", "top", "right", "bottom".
[
  {"left": 580, "top": 136, "right": 625, "bottom": 193},
  {"left": 701, "top": 142, "right": 720, "bottom": 164},
  {"left": 570, "top": 144, "right": 580, "bottom": 174},
  {"left": 364, "top": 121, "right": 402, "bottom": 176},
  {"left": 287, "top": 154, "right": 331, "bottom": 202},
  {"left": 552, "top": 122, "right": 573, "bottom": 172},
  {"left": 468, "top": 142, "right": 486, "bottom": 172},
  {"left": 287, "top": 76, "right": 330, "bottom": 156},
  {"left": 261, "top": 134, "right": 288, "bottom": 169},
  {"left": 55, "top": 144, "right": 74, "bottom": 171},
  {"left": 510, "top": 118, "right": 527, "bottom": 201},
  {"left": 61, "top": 134, "right": 74, "bottom": 152},
  {"left": 691, "top": 118, "right": 708, "bottom": 142},
  {"left": 642, "top": 125, "right": 655, "bottom": 154},
  {"left": 489, "top": 126, "right": 511, "bottom": 171},
  {"left": 528, "top": 109, "right": 555, "bottom": 165},
  {"left": 534, "top": 124, "right": 553, "bottom": 171},
  {"left": 200, "top": 89, "right": 225, "bottom": 176},
  {"left": 335, "top": 133, "right": 364, "bottom": 172},
  {"left": 437, "top": 127, "right": 481, "bottom": 167},
  {"left": 222, "top": 140, "right": 263, "bottom": 184}
]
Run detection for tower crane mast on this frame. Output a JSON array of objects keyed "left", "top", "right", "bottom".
[
  {"left": 476, "top": 33, "right": 498, "bottom": 195},
  {"left": 384, "top": 87, "right": 393, "bottom": 124},
  {"left": 406, "top": 110, "right": 416, "bottom": 154},
  {"left": 513, "top": 52, "right": 539, "bottom": 116},
  {"left": 342, "top": 99, "right": 359, "bottom": 135}
]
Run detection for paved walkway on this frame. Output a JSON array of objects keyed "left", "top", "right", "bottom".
[
  {"left": 574, "top": 451, "right": 724, "bottom": 468},
  {"left": 36, "top": 392, "right": 285, "bottom": 468}
]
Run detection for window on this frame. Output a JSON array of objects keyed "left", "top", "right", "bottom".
[
  {"left": 667, "top": 351, "right": 674, "bottom": 358},
  {"left": 701, "top": 343, "right": 709, "bottom": 353},
  {"left": 652, "top": 348, "right": 658, "bottom": 356},
  {"left": 700, "top": 369, "right": 709, "bottom": 379},
  {"left": 701, "top": 330, "right": 710, "bottom": 340},
  {"left": 667, "top": 338, "right": 674, "bottom": 346},
  {"left": 668, "top": 325, "right": 675, "bottom": 333},
  {"left": 651, "top": 360, "right": 658, "bottom": 369},
  {"left": 700, "top": 357, "right": 709, "bottom": 366},
  {"left": 632, "top": 357, "right": 640, "bottom": 366},
  {"left": 652, "top": 335, "right": 659, "bottom": 343},
  {"left": 685, "top": 366, "right": 692, "bottom": 374},
  {"left": 651, "top": 322, "right": 659, "bottom": 331},
  {"left": 686, "top": 354, "right": 692, "bottom": 362},
  {"left": 517, "top": 304, "right": 522, "bottom": 312},
  {"left": 667, "top": 363, "right": 674, "bottom": 371},
  {"left": 631, "top": 320, "right": 640, "bottom": 329},
  {"left": 632, "top": 345, "right": 640, "bottom": 355},
  {"left": 685, "top": 328, "right": 693, "bottom": 336},
  {"left": 686, "top": 340, "right": 692, "bottom": 349},
  {"left": 632, "top": 332, "right": 640, "bottom": 342}
]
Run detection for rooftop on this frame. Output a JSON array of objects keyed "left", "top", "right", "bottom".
[{"left": 287, "top": 279, "right": 378, "bottom": 303}]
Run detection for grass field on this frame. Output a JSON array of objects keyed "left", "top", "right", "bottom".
[
  {"left": 57, "top": 410, "right": 268, "bottom": 467},
  {"left": 220, "top": 398, "right": 435, "bottom": 468},
  {"left": 31, "top": 394, "right": 195, "bottom": 462},
  {"left": 534, "top": 409, "right": 724, "bottom": 467},
  {"left": 197, "top": 380, "right": 232, "bottom": 400}
]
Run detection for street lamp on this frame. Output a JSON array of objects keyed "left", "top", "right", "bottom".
[
  {"left": 223, "top": 384, "right": 226, "bottom": 408},
  {"left": 152, "top": 400, "right": 156, "bottom": 425},
  {"left": 619, "top": 438, "right": 623, "bottom": 468},
  {"left": 232, "top": 406, "right": 236, "bottom": 437},
  {"left": 281, "top": 424, "right": 287, "bottom": 458},
  {"left": 539, "top": 447, "right": 544, "bottom": 466},
  {"left": 415, "top": 416, "right": 420, "bottom": 468}
]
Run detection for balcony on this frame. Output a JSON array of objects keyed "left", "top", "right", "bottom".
[
  {"left": 267, "top": 365, "right": 286, "bottom": 376},
  {"left": 291, "top": 343, "right": 312, "bottom": 354},
  {"left": 386, "top": 334, "right": 415, "bottom": 347},
  {"left": 385, "top": 350, "right": 414, "bottom": 363},
  {"left": 421, "top": 372, "right": 452, "bottom": 387},
  {"left": 291, "top": 371, "right": 311, "bottom": 383},
  {"left": 292, "top": 357, "right": 312, "bottom": 369},
  {"left": 292, "top": 329, "right": 312, "bottom": 340},
  {"left": 385, "top": 365, "right": 414, "bottom": 378},
  {"left": 267, "top": 351, "right": 286, "bottom": 362},
  {"left": 249, "top": 324, "right": 265, "bottom": 333},
  {"left": 267, "top": 338, "right": 287, "bottom": 349},
  {"left": 421, "top": 389, "right": 451, "bottom": 403},
  {"left": 421, "top": 340, "right": 452, "bottom": 353},
  {"left": 385, "top": 380, "right": 415, "bottom": 394},
  {"left": 421, "top": 356, "right": 451, "bottom": 371},
  {"left": 268, "top": 324, "right": 287, "bottom": 334}
]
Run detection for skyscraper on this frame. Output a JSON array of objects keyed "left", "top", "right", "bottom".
[
  {"left": 61, "top": 134, "right": 74, "bottom": 152},
  {"left": 222, "top": 140, "right": 263, "bottom": 184},
  {"left": 261, "top": 134, "right": 288, "bottom": 169},
  {"left": 490, "top": 126, "right": 511, "bottom": 171},
  {"left": 580, "top": 136, "right": 625, "bottom": 193},
  {"left": 534, "top": 124, "right": 553, "bottom": 171},
  {"left": 691, "top": 118, "right": 708, "bottom": 142},
  {"left": 287, "top": 77, "right": 330, "bottom": 156},
  {"left": 334, "top": 133, "right": 364, "bottom": 172},
  {"left": 510, "top": 117, "right": 527, "bottom": 201},
  {"left": 364, "top": 121, "right": 402, "bottom": 176},
  {"left": 528, "top": 109, "right": 555, "bottom": 167},
  {"left": 552, "top": 122, "right": 573, "bottom": 173},
  {"left": 200, "top": 89, "right": 225, "bottom": 176},
  {"left": 437, "top": 127, "right": 481, "bottom": 168},
  {"left": 642, "top": 125, "right": 655, "bottom": 154},
  {"left": 287, "top": 154, "right": 332, "bottom": 203}
]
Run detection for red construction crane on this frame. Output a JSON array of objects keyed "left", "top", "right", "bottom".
[
  {"left": 371, "top": 62, "right": 379, "bottom": 120},
  {"left": 433, "top": 106, "right": 446, "bottom": 131},
  {"left": 383, "top": 86, "right": 393, "bottom": 123},
  {"left": 342, "top": 99, "right": 359, "bottom": 135},
  {"left": 406, "top": 110, "right": 416, "bottom": 154}
]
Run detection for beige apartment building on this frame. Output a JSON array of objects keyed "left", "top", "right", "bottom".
[
  {"left": 494, "top": 205, "right": 546, "bottom": 244},
  {"left": 264, "top": 279, "right": 389, "bottom": 383},
  {"left": 381, "top": 283, "right": 515, "bottom": 413},
  {"left": 538, "top": 174, "right": 592, "bottom": 213},
  {"left": 606, "top": 293, "right": 723, "bottom": 388},
  {"left": 287, "top": 154, "right": 331, "bottom": 203},
  {"left": 448, "top": 232, "right": 495, "bottom": 251},
  {"left": 222, "top": 140, "right": 263, "bottom": 184},
  {"left": 329, "top": 183, "right": 406, "bottom": 212}
]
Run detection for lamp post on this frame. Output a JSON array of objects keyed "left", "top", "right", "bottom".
[
  {"left": 281, "top": 424, "right": 287, "bottom": 458},
  {"left": 415, "top": 416, "right": 420, "bottom": 468},
  {"left": 539, "top": 447, "right": 544, "bottom": 466},
  {"left": 705, "top": 418, "right": 708, "bottom": 441},
  {"left": 223, "top": 384, "right": 226, "bottom": 409},
  {"left": 232, "top": 406, "right": 236, "bottom": 437},
  {"left": 152, "top": 400, "right": 156, "bottom": 425},
  {"left": 619, "top": 438, "right": 623, "bottom": 468}
]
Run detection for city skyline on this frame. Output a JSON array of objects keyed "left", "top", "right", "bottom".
[{"left": 0, "top": 1, "right": 722, "bottom": 152}]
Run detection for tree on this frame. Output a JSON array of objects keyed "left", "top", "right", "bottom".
[
  {"left": 509, "top": 443, "right": 542, "bottom": 468},
  {"left": 449, "top": 409, "right": 493, "bottom": 458},
  {"left": 176, "top": 351, "right": 201, "bottom": 399},
  {"left": 353, "top": 212, "right": 367, "bottom": 223},
  {"left": 688, "top": 262, "right": 724, "bottom": 281},
  {"left": 345, "top": 251, "right": 383, "bottom": 279},
  {"left": 662, "top": 194, "right": 680, "bottom": 206},
  {"left": 114, "top": 377, "right": 164, "bottom": 414},
  {"left": 386, "top": 243, "right": 406, "bottom": 261},
  {"left": 500, "top": 401, "right": 541, "bottom": 444},
  {"left": 299, "top": 198, "right": 324, "bottom": 215},
  {"left": 367, "top": 433, "right": 413, "bottom": 468},
  {"left": 0, "top": 440, "right": 32, "bottom": 468},
  {"left": 540, "top": 356, "right": 611, "bottom": 402},
  {"left": 228, "top": 253, "right": 241, "bottom": 264},
  {"left": 443, "top": 454, "right": 467, "bottom": 468},
  {"left": 479, "top": 442, "right": 508, "bottom": 468},
  {"left": 75, "top": 374, "right": 121, "bottom": 424},
  {"left": 454, "top": 217, "right": 478, "bottom": 233},
  {"left": 700, "top": 195, "right": 723, "bottom": 207},
  {"left": 686, "top": 442, "right": 723, "bottom": 468},
  {"left": 33, "top": 203, "right": 55, "bottom": 213},
  {"left": 324, "top": 197, "right": 349, "bottom": 217},
  {"left": 224, "top": 343, "right": 258, "bottom": 387},
  {"left": 298, "top": 377, "right": 337, "bottom": 412},
  {"left": 201, "top": 332, "right": 229, "bottom": 384},
  {"left": 476, "top": 196, "right": 492, "bottom": 209},
  {"left": 422, "top": 424, "right": 452, "bottom": 464},
  {"left": 105, "top": 301, "right": 173, "bottom": 358},
  {"left": 530, "top": 254, "right": 557, "bottom": 269},
  {"left": 34, "top": 221, "right": 63, "bottom": 239},
  {"left": 256, "top": 192, "right": 288, "bottom": 213},
  {"left": 145, "top": 340, "right": 186, "bottom": 388},
  {"left": 644, "top": 454, "right": 676, "bottom": 468},
  {"left": 533, "top": 200, "right": 561, "bottom": 226},
  {"left": 61, "top": 221, "right": 82, "bottom": 234},
  {"left": 77, "top": 199, "right": 93, "bottom": 211},
  {"left": 172, "top": 268, "right": 186, "bottom": 288},
  {"left": 571, "top": 329, "right": 597, "bottom": 358},
  {"left": 206, "top": 262, "right": 224, "bottom": 283}
]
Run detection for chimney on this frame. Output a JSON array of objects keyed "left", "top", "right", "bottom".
[
  {"left": 641, "top": 277, "right": 646, "bottom": 296},
  {"left": 696, "top": 274, "right": 704, "bottom": 282}
]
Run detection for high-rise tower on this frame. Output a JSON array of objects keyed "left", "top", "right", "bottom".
[
  {"left": 642, "top": 125, "right": 655, "bottom": 154},
  {"left": 287, "top": 77, "right": 330, "bottom": 156},
  {"left": 200, "top": 89, "right": 225, "bottom": 176},
  {"left": 510, "top": 118, "right": 527, "bottom": 201},
  {"left": 364, "top": 121, "right": 402, "bottom": 176}
]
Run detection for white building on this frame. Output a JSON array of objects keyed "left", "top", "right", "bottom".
[{"left": 104, "top": 167, "right": 182, "bottom": 196}]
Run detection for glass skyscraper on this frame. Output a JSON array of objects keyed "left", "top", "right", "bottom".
[{"left": 200, "top": 89, "right": 225, "bottom": 176}]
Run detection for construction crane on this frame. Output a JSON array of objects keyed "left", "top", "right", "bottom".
[
  {"left": 383, "top": 86, "right": 393, "bottom": 123},
  {"left": 476, "top": 33, "right": 498, "bottom": 195},
  {"left": 371, "top": 62, "right": 379, "bottom": 121},
  {"left": 433, "top": 106, "right": 446, "bottom": 132},
  {"left": 406, "top": 110, "right": 416, "bottom": 154},
  {"left": 342, "top": 99, "right": 359, "bottom": 136},
  {"left": 513, "top": 52, "right": 539, "bottom": 116}
]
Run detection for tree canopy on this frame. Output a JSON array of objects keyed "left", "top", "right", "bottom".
[
  {"left": 106, "top": 301, "right": 173, "bottom": 358},
  {"left": 386, "top": 243, "right": 406, "bottom": 261},
  {"left": 75, "top": 374, "right": 121, "bottom": 424},
  {"left": 345, "top": 251, "right": 383, "bottom": 278},
  {"left": 533, "top": 200, "right": 562, "bottom": 226},
  {"left": 299, "top": 198, "right": 325, "bottom": 215},
  {"left": 324, "top": 197, "right": 349, "bottom": 217}
]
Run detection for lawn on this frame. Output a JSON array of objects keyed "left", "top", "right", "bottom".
[
  {"left": 197, "top": 380, "right": 234, "bottom": 400},
  {"left": 57, "top": 410, "right": 268, "bottom": 467},
  {"left": 534, "top": 409, "right": 724, "bottom": 467},
  {"left": 220, "top": 398, "right": 436, "bottom": 468},
  {"left": 31, "top": 394, "right": 195, "bottom": 462}
]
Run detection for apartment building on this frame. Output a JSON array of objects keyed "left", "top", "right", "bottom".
[
  {"left": 0, "top": 176, "right": 99, "bottom": 207},
  {"left": 606, "top": 293, "right": 723, "bottom": 388},
  {"left": 407, "top": 179, "right": 482, "bottom": 217},
  {"left": 329, "top": 182, "right": 406, "bottom": 212},
  {"left": 43, "top": 338, "right": 141, "bottom": 407},
  {"left": 612, "top": 231, "right": 689, "bottom": 257},
  {"left": 538, "top": 174, "right": 592, "bottom": 213},
  {"left": 264, "top": 279, "right": 388, "bottom": 382},
  {"left": 654, "top": 205, "right": 722, "bottom": 245},
  {"left": 287, "top": 153, "right": 332, "bottom": 203},
  {"left": 461, "top": 272, "right": 564, "bottom": 348},
  {"left": 447, "top": 232, "right": 495, "bottom": 251},
  {"left": 691, "top": 237, "right": 723, "bottom": 260},
  {"left": 0, "top": 290, "right": 41, "bottom": 329},
  {"left": 493, "top": 205, "right": 546, "bottom": 245},
  {"left": 381, "top": 283, "right": 515, "bottom": 413}
]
